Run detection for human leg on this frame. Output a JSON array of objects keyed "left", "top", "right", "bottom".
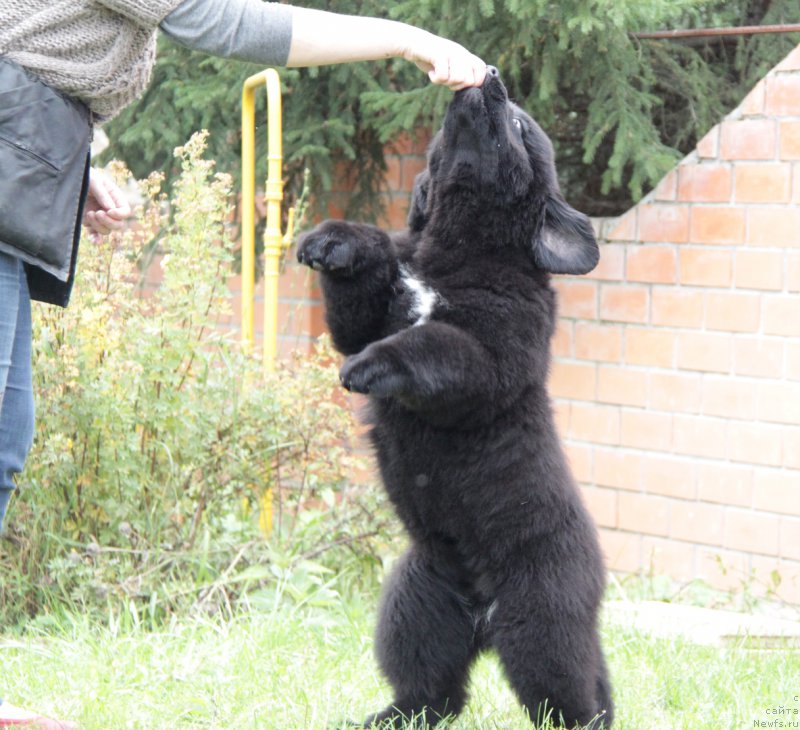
[{"left": 0, "top": 252, "right": 35, "bottom": 532}]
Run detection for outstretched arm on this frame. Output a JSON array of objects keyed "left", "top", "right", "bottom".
[
  {"left": 161, "top": 0, "right": 486, "bottom": 90},
  {"left": 286, "top": 7, "right": 487, "bottom": 90}
]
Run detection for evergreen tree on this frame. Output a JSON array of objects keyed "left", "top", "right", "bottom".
[{"left": 102, "top": 0, "right": 800, "bottom": 219}]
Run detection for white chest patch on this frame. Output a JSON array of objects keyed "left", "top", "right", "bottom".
[{"left": 400, "top": 266, "right": 439, "bottom": 326}]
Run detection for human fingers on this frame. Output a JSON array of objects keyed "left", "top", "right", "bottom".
[
  {"left": 409, "top": 33, "right": 486, "bottom": 89},
  {"left": 88, "top": 168, "right": 132, "bottom": 219}
]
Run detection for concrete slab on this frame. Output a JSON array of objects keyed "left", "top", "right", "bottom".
[{"left": 604, "top": 600, "right": 800, "bottom": 648}]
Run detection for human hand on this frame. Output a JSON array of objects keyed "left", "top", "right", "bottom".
[
  {"left": 403, "top": 31, "right": 487, "bottom": 90},
  {"left": 83, "top": 167, "right": 132, "bottom": 236}
]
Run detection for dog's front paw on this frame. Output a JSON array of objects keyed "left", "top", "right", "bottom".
[
  {"left": 297, "top": 223, "right": 359, "bottom": 274},
  {"left": 340, "top": 347, "right": 406, "bottom": 398}
]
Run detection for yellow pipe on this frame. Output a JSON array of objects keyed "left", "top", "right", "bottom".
[
  {"left": 241, "top": 68, "right": 294, "bottom": 372},
  {"left": 262, "top": 67, "right": 284, "bottom": 373},
  {"left": 240, "top": 71, "right": 263, "bottom": 354}
]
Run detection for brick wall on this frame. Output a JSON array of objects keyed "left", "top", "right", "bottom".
[
  {"left": 182, "top": 46, "right": 800, "bottom": 603},
  {"left": 550, "top": 44, "right": 800, "bottom": 603}
]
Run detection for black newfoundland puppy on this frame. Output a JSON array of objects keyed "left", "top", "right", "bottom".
[{"left": 298, "top": 67, "right": 612, "bottom": 729}]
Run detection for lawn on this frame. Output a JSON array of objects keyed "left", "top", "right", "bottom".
[{"left": 3, "top": 576, "right": 798, "bottom": 730}]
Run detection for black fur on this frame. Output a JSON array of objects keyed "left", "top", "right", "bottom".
[{"left": 298, "top": 67, "right": 612, "bottom": 729}]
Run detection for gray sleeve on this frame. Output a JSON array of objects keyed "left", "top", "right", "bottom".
[{"left": 160, "top": 0, "right": 293, "bottom": 66}]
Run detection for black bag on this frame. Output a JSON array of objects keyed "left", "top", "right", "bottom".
[{"left": 0, "top": 56, "right": 92, "bottom": 306}]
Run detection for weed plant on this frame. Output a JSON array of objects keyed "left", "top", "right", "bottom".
[{"left": 0, "top": 133, "right": 392, "bottom": 627}]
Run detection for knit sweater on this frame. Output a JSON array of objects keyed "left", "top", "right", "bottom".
[{"left": 0, "top": 0, "right": 185, "bottom": 120}]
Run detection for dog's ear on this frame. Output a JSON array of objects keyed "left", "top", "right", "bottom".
[
  {"left": 407, "top": 169, "right": 430, "bottom": 232},
  {"left": 531, "top": 194, "right": 599, "bottom": 275}
]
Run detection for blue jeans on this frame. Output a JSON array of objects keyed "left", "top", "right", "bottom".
[{"left": 0, "top": 252, "right": 35, "bottom": 532}]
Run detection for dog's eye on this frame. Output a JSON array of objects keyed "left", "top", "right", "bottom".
[{"left": 511, "top": 117, "right": 523, "bottom": 138}]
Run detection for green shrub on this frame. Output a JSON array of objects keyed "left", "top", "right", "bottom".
[{"left": 0, "top": 134, "right": 391, "bottom": 628}]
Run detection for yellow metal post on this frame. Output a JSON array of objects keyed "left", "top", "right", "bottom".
[{"left": 240, "top": 68, "right": 293, "bottom": 371}]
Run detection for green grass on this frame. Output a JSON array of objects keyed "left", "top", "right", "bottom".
[{"left": 3, "top": 582, "right": 799, "bottom": 730}]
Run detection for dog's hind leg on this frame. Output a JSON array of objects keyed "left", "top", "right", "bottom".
[
  {"left": 489, "top": 580, "right": 612, "bottom": 729},
  {"left": 361, "top": 547, "right": 482, "bottom": 729}
]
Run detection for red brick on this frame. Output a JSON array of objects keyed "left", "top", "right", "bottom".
[
  {"left": 564, "top": 442, "right": 592, "bottom": 482},
  {"left": 401, "top": 157, "right": 428, "bottom": 192},
  {"left": 570, "top": 403, "right": 620, "bottom": 445},
  {"left": 689, "top": 206, "right": 745, "bottom": 245},
  {"left": 626, "top": 245, "right": 676, "bottom": 284},
  {"left": 599, "top": 285, "right": 649, "bottom": 324},
  {"left": 781, "top": 519, "right": 800, "bottom": 560},
  {"left": 554, "top": 280, "right": 598, "bottom": 319},
  {"left": 650, "top": 170, "right": 678, "bottom": 201},
  {"left": 734, "top": 336, "right": 784, "bottom": 379},
  {"left": 377, "top": 194, "right": 410, "bottom": 231},
  {"left": 765, "top": 75, "right": 800, "bottom": 116},
  {"left": 586, "top": 244, "right": 625, "bottom": 281},
  {"left": 754, "top": 469, "right": 800, "bottom": 517},
  {"left": 648, "top": 371, "right": 702, "bottom": 414},
  {"left": 605, "top": 210, "right": 637, "bottom": 242},
  {"left": 574, "top": 323, "right": 623, "bottom": 362},
  {"left": 642, "top": 536, "right": 697, "bottom": 582},
  {"left": 728, "top": 421, "right": 784, "bottom": 467},
  {"left": 625, "top": 327, "right": 676, "bottom": 368},
  {"left": 794, "top": 164, "right": 800, "bottom": 205},
  {"left": 757, "top": 382, "right": 800, "bottom": 425},
  {"left": 641, "top": 455, "right": 697, "bottom": 499},
  {"left": 697, "top": 463, "right": 753, "bottom": 508},
  {"left": 739, "top": 79, "right": 766, "bottom": 116},
  {"left": 277, "top": 261, "right": 316, "bottom": 299},
  {"left": 724, "top": 509, "right": 779, "bottom": 556},
  {"left": 787, "top": 252, "right": 800, "bottom": 292},
  {"left": 618, "top": 492, "right": 670, "bottom": 536},
  {"left": 784, "top": 427, "right": 800, "bottom": 470},
  {"left": 580, "top": 486, "right": 617, "bottom": 528},
  {"left": 676, "top": 331, "right": 732, "bottom": 374},
  {"left": 620, "top": 410, "right": 672, "bottom": 452},
  {"left": 788, "top": 342, "right": 800, "bottom": 381},
  {"left": 638, "top": 204, "right": 690, "bottom": 243},
  {"left": 734, "top": 250, "right": 783, "bottom": 291},
  {"left": 389, "top": 130, "right": 431, "bottom": 156},
  {"left": 594, "top": 447, "right": 643, "bottom": 491},
  {"left": 679, "top": 248, "right": 733, "bottom": 287},
  {"left": 670, "top": 500, "right": 725, "bottom": 545},
  {"left": 673, "top": 414, "right": 727, "bottom": 459},
  {"left": 702, "top": 377, "right": 758, "bottom": 420},
  {"left": 677, "top": 164, "right": 733, "bottom": 203},
  {"left": 704, "top": 291, "right": 760, "bottom": 333},
  {"left": 720, "top": 119, "right": 777, "bottom": 160},
  {"left": 598, "top": 528, "right": 642, "bottom": 572},
  {"left": 779, "top": 121, "right": 800, "bottom": 160},
  {"left": 383, "top": 156, "right": 403, "bottom": 191},
  {"left": 763, "top": 296, "right": 800, "bottom": 337},
  {"left": 651, "top": 288, "right": 704, "bottom": 328},
  {"left": 696, "top": 127, "right": 719, "bottom": 159},
  {"left": 734, "top": 163, "right": 792, "bottom": 204},
  {"left": 549, "top": 361, "right": 596, "bottom": 400},
  {"left": 551, "top": 320, "right": 573, "bottom": 358},
  {"left": 597, "top": 366, "right": 648, "bottom": 407},
  {"left": 554, "top": 402, "right": 571, "bottom": 437},
  {"left": 277, "top": 300, "right": 326, "bottom": 339},
  {"left": 747, "top": 207, "right": 800, "bottom": 247}
]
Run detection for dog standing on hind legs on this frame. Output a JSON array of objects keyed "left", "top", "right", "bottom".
[{"left": 298, "top": 66, "right": 614, "bottom": 729}]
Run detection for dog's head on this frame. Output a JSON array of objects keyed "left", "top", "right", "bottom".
[{"left": 409, "top": 67, "right": 598, "bottom": 276}]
